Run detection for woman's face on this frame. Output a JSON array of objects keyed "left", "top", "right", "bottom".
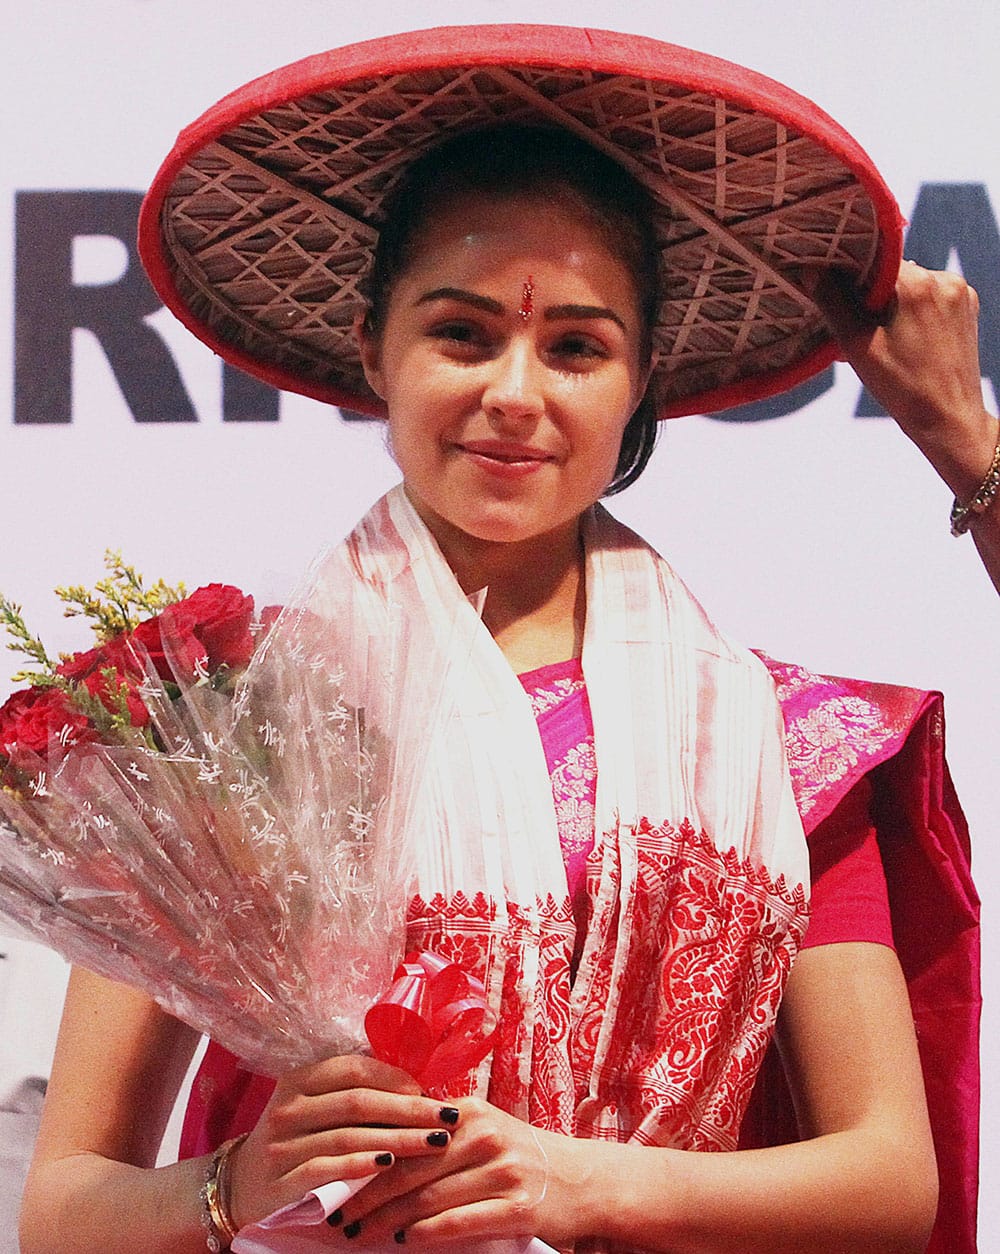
[{"left": 358, "top": 190, "right": 652, "bottom": 553}]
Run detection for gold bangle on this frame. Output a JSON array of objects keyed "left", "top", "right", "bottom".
[
  {"left": 950, "top": 423, "right": 1000, "bottom": 536},
  {"left": 200, "top": 1133, "right": 248, "bottom": 1252}
]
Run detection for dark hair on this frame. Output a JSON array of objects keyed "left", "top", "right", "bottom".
[{"left": 363, "top": 124, "right": 663, "bottom": 494}]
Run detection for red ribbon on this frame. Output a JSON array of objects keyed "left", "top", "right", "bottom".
[{"left": 365, "top": 951, "right": 497, "bottom": 1088}]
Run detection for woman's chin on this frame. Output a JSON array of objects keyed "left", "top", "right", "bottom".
[
  {"left": 451, "top": 510, "right": 575, "bottom": 550},
  {"left": 402, "top": 485, "right": 584, "bottom": 559}
]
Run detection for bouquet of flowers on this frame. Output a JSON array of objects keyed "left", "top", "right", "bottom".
[
  {"left": 0, "top": 552, "right": 557, "bottom": 1254},
  {"left": 0, "top": 549, "right": 465, "bottom": 1076}
]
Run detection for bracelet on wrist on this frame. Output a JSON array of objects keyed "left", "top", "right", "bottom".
[
  {"left": 199, "top": 1133, "right": 247, "bottom": 1252},
  {"left": 950, "top": 422, "right": 1000, "bottom": 536}
]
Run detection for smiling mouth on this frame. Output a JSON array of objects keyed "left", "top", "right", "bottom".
[{"left": 457, "top": 442, "right": 554, "bottom": 464}]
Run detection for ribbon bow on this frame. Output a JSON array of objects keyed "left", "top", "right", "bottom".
[{"left": 364, "top": 951, "right": 497, "bottom": 1088}]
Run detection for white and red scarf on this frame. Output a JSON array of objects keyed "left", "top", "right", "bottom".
[{"left": 342, "top": 487, "right": 810, "bottom": 1153}]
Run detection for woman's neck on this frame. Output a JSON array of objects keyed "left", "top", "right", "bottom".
[
  {"left": 483, "top": 549, "right": 585, "bottom": 673},
  {"left": 415, "top": 506, "right": 587, "bottom": 673}
]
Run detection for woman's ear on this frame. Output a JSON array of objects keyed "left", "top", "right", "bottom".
[{"left": 353, "top": 310, "right": 386, "bottom": 400}]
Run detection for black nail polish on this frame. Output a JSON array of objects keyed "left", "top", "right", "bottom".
[
  {"left": 394, "top": 1230, "right": 407, "bottom": 1244},
  {"left": 426, "top": 1129, "right": 450, "bottom": 1147},
  {"left": 326, "top": 1208, "right": 343, "bottom": 1227},
  {"left": 344, "top": 1220, "right": 362, "bottom": 1239},
  {"left": 375, "top": 1151, "right": 394, "bottom": 1166},
  {"left": 438, "top": 1106, "right": 460, "bottom": 1125}
]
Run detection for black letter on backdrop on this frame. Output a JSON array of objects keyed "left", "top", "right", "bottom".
[
  {"left": 14, "top": 191, "right": 280, "bottom": 424},
  {"left": 856, "top": 183, "right": 1000, "bottom": 415},
  {"left": 15, "top": 191, "right": 195, "bottom": 423},
  {"left": 707, "top": 367, "right": 836, "bottom": 424},
  {"left": 221, "top": 363, "right": 280, "bottom": 423}
]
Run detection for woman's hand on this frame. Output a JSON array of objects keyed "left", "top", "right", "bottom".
[
  {"left": 812, "top": 260, "right": 998, "bottom": 502},
  {"left": 226, "top": 1055, "right": 462, "bottom": 1231},
  {"left": 327, "top": 1096, "right": 598, "bottom": 1248},
  {"left": 813, "top": 259, "right": 1000, "bottom": 593}
]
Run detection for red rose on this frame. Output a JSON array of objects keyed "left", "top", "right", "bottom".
[
  {"left": 131, "top": 604, "right": 206, "bottom": 683},
  {"left": 58, "top": 645, "right": 107, "bottom": 685},
  {"left": 257, "top": 604, "right": 284, "bottom": 636},
  {"left": 181, "top": 584, "right": 256, "bottom": 672},
  {"left": 0, "top": 686, "right": 99, "bottom": 763},
  {"left": 57, "top": 640, "right": 149, "bottom": 728},
  {"left": 127, "top": 585, "right": 254, "bottom": 684}
]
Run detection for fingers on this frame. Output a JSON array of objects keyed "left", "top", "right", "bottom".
[
  {"left": 802, "top": 260, "right": 979, "bottom": 342},
  {"left": 400, "top": 1199, "right": 530, "bottom": 1247},
  {"left": 262, "top": 1128, "right": 456, "bottom": 1197},
  {"left": 336, "top": 1196, "right": 523, "bottom": 1247},
  {"left": 228, "top": 1119, "right": 456, "bottom": 1229},
  {"left": 285, "top": 1053, "right": 423, "bottom": 1099},
  {"left": 329, "top": 1163, "right": 525, "bottom": 1246},
  {"left": 798, "top": 258, "right": 986, "bottom": 435},
  {"left": 268, "top": 1086, "right": 460, "bottom": 1140},
  {"left": 227, "top": 1136, "right": 405, "bottom": 1231},
  {"left": 268, "top": 1123, "right": 456, "bottom": 1165},
  {"left": 332, "top": 1101, "right": 551, "bottom": 1245},
  {"left": 227, "top": 1053, "right": 463, "bottom": 1228},
  {"left": 893, "top": 258, "right": 980, "bottom": 322},
  {"left": 800, "top": 266, "right": 888, "bottom": 348}
]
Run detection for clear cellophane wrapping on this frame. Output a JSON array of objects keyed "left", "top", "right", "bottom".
[{"left": 0, "top": 544, "right": 467, "bottom": 1076}]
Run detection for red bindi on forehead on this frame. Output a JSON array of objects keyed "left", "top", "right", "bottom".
[{"left": 518, "top": 276, "right": 535, "bottom": 321}]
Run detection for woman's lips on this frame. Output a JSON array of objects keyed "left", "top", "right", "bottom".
[{"left": 456, "top": 441, "right": 555, "bottom": 476}]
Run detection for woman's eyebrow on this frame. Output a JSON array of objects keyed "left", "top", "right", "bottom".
[
  {"left": 414, "top": 289, "right": 627, "bottom": 332},
  {"left": 544, "top": 304, "right": 627, "bottom": 332},
  {"left": 415, "top": 287, "right": 503, "bottom": 314}
]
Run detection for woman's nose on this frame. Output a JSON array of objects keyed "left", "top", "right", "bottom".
[{"left": 481, "top": 340, "right": 543, "bottom": 426}]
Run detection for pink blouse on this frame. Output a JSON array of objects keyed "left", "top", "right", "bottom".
[{"left": 517, "top": 658, "right": 596, "bottom": 966}]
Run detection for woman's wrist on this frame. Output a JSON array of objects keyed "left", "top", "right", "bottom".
[
  {"left": 199, "top": 1135, "right": 248, "bottom": 1251},
  {"left": 540, "top": 1134, "right": 672, "bottom": 1247},
  {"left": 948, "top": 416, "right": 1000, "bottom": 534},
  {"left": 898, "top": 403, "right": 999, "bottom": 503},
  {"left": 20, "top": 1152, "right": 221, "bottom": 1254}
]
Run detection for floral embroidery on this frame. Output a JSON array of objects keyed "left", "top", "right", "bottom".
[
  {"left": 406, "top": 821, "right": 808, "bottom": 1155},
  {"left": 522, "top": 673, "right": 586, "bottom": 719},
  {"left": 758, "top": 654, "right": 931, "bottom": 823},
  {"left": 550, "top": 740, "right": 597, "bottom": 859},
  {"left": 518, "top": 659, "right": 597, "bottom": 941}
]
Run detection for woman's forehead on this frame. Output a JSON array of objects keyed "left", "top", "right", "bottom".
[{"left": 397, "top": 191, "right": 641, "bottom": 297}]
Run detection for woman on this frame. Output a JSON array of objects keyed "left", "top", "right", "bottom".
[{"left": 20, "top": 26, "right": 982, "bottom": 1253}]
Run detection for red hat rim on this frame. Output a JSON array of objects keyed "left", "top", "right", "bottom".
[{"left": 138, "top": 24, "right": 903, "bottom": 419}]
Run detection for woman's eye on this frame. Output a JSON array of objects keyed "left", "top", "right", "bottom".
[
  {"left": 551, "top": 334, "right": 607, "bottom": 363},
  {"left": 429, "top": 322, "right": 486, "bottom": 350}
]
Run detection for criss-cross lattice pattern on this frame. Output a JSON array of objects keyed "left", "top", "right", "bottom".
[{"left": 159, "top": 63, "right": 882, "bottom": 413}]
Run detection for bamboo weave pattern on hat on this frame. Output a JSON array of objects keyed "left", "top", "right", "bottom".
[{"left": 145, "top": 29, "right": 900, "bottom": 418}]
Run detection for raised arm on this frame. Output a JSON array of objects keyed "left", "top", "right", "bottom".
[{"left": 816, "top": 261, "right": 1000, "bottom": 593}]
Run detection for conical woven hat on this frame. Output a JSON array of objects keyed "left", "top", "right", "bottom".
[{"left": 138, "top": 24, "right": 902, "bottom": 419}]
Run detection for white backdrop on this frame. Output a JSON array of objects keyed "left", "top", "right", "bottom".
[{"left": 3, "top": 0, "right": 998, "bottom": 1245}]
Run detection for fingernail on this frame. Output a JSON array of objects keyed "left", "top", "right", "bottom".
[
  {"left": 438, "top": 1106, "right": 459, "bottom": 1125},
  {"left": 426, "top": 1129, "right": 450, "bottom": 1147},
  {"left": 344, "top": 1220, "right": 362, "bottom": 1239},
  {"left": 375, "top": 1151, "right": 394, "bottom": 1167},
  {"left": 326, "top": 1209, "right": 343, "bottom": 1227},
  {"left": 394, "top": 1230, "right": 407, "bottom": 1244}
]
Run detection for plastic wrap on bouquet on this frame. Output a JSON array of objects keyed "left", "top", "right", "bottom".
[{"left": 0, "top": 544, "right": 470, "bottom": 1076}]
